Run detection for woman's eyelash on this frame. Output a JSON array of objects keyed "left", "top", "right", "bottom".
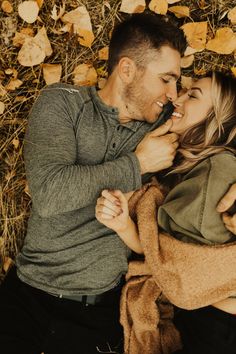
[
  {"left": 188, "top": 94, "right": 197, "bottom": 99},
  {"left": 162, "top": 78, "right": 170, "bottom": 84}
]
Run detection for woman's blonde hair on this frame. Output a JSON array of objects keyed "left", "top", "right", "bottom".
[{"left": 172, "top": 71, "right": 236, "bottom": 174}]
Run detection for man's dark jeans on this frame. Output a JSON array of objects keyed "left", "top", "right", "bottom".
[{"left": 0, "top": 267, "right": 123, "bottom": 354}]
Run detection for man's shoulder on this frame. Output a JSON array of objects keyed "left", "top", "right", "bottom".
[{"left": 40, "top": 83, "right": 94, "bottom": 104}]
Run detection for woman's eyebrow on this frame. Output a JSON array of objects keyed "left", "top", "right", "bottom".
[{"left": 190, "top": 87, "right": 203, "bottom": 94}]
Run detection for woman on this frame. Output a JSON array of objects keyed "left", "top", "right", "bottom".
[{"left": 95, "top": 71, "right": 236, "bottom": 353}]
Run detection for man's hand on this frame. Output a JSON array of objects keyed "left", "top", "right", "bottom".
[
  {"left": 217, "top": 183, "right": 236, "bottom": 235},
  {"left": 135, "top": 119, "right": 179, "bottom": 174}
]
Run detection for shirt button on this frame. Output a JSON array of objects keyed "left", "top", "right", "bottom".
[
  {"left": 112, "top": 142, "right": 116, "bottom": 148},
  {"left": 117, "top": 126, "right": 121, "bottom": 131}
]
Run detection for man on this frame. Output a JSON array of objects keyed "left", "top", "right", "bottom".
[{"left": 0, "top": 13, "right": 186, "bottom": 354}]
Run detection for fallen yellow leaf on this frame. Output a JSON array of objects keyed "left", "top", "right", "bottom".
[
  {"left": 167, "top": 0, "right": 181, "bottom": 3},
  {"left": 62, "top": 6, "right": 95, "bottom": 48},
  {"left": 36, "top": 0, "right": 44, "bottom": 8},
  {"left": 181, "top": 75, "right": 193, "bottom": 89},
  {"left": 73, "top": 64, "right": 97, "bottom": 86},
  {"left": 3, "top": 257, "right": 14, "bottom": 273},
  {"left": 34, "top": 26, "right": 52, "bottom": 57},
  {"left": 42, "top": 64, "right": 62, "bottom": 85},
  {"left": 18, "top": 38, "right": 45, "bottom": 66},
  {"left": 194, "top": 67, "right": 207, "bottom": 75},
  {"left": 14, "top": 96, "right": 27, "bottom": 103},
  {"left": 180, "top": 54, "right": 194, "bottom": 68},
  {"left": 0, "top": 102, "right": 5, "bottom": 114},
  {"left": 17, "top": 27, "right": 52, "bottom": 66},
  {"left": 51, "top": 3, "right": 65, "bottom": 21},
  {"left": 18, "top": 1, "right": 39, "bottom": 24},
  {"left": 231, "top": 67, "right": 236, "bottom": 77},
  {"left": 98, "top": 46, "right": 109, "bottom": 61},
  {"left": 5, "top": 68, "right": 18, "bottom": 79},
  {"left": 120, "top": 0, "right": 145, "bottom": 13},
  {"left": 0, "top": 83, "right": 7, "bottom": 97},
  {"left": 228, "top": 7, "right": 236, "bottom": 25},
  {"left": 181, "top": 22, "right": 207, "bottom": 50},
  {"left": 12, "top": 138, "right": 20, "bottom": 149},
  {"left": 206, "top": 27, "right": 236, "bottom": 54},
  {"left": 1, "top": 0, "right": 13, "bottom": 13},
  {"left": 13, "top": 32, "right": 31, "bottom": 47},
  {"left": 5, "top": 79, "right": 23, "bottom": 91},
  {"left": 149, "top": 0, "right": 168, "bottom": 15},
  {"left": 168, "top": 5, "right": 190, "bottom": 18}
]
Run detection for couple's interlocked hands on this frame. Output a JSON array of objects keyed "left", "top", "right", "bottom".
[{"left": 96, "top": 120, "right": 178, "bottom": 235}]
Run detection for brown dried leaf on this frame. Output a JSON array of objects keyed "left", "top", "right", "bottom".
[
  {"left": 167, "top": 0, "right": 181, "bottom": 3},
  {"left": 98, "top": 46, "right": 109, "bottom": 60},
  {"left": 18, "top": 38, "right": 45, "bottom": 66},
  {"left": 181, "top": 22, "right": 207, "bottom": 50},
  {"left": 14, "top": 96, "right": 27, "bottom": 103},
  {"left": 13, "top": 32, "right": 30, "bottom": 47},
  {"left": 194, "top": 67, "right": 207, "bottom": 75},
  {"left": 5, "top": 79, "right": 23, "bottom": 91},
  {"left": 24, "top": 181, "right": 31, "bottom": 197},
  {"left": 5, "top": 68, "right": 18, "bottom": 79},
  {"left": 18, "top": 1, "right": 39, "bottom": 24},
  {"left": 206, "top": 27, "right": 236, "bottom": 54},
  {"left": 17, "top": 27, "right": 52, "bottom": 67},
  {"left": 168, "top": 5, "right": 190, "bottom": 18},
  {"left": 180, "top": 54, "right": 194, "bottom": 68},
  {"left": 42, "top": 64, "right": 62, "bottom": 85},
  {"left": 51, "top": 2, "right": 65, "bottom": 21},
  {"left": 181, "top": 76, "right": 193, "bottom": 89},
  {"left": 12, "top": 138, "right": 20, "bottom": 149},
  {"left": 73, "top": 64, "right": 97, "bottom": 86},
  {"left": 3, "top": 257, "right": 14, "bottom": 273},
  {"left": 231, "top": 67, "right": 236, "bottom": 77},
  {"left": 149, "top": 0, "right": 168, "bottom": 15},
  {"left": 0, "top": 83, "right": 7, "bottom": 97},
  {"left": 1, "top": 0, "right": 13, "bottom": 13},
  {"left": 228, "top": 7, "right": 236, "bottom": 25},
  {"left": 34, "top": 26, "right": 52, "bottom": 56},
  {"left": 36, "top": 0, "right": 44, "bottom": 8},
  {"left": 62, "top": 6, "right": 95, "bottom": 47},
  {"left": 120, "top": 0, "right": 145, "bottom": 13},
  {"left": 0, "top": 102, "right": 5, "bottom": 114}
]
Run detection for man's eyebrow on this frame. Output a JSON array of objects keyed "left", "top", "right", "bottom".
[
  {"left": 162, "top": 72, "right": 180, "bottom": 80},
  {"left": 190, "top": 87, "right": 203, "bottom": 94}
]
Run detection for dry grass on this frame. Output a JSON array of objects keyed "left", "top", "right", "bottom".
[{"left": 0, "top": 0, "right": 235, "bottom": 280}]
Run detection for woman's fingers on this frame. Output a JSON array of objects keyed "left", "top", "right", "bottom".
[{"left": 222, "top": 212, "right": 236, "bottom": 235}]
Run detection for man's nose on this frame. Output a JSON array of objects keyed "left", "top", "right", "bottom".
[{"left": 166, "top": 82, "right": 178, "bottom": 102}]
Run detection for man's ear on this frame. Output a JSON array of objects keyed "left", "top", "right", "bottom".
[{"left": 117, "top": 57, "right": 136, "bottom": 84}]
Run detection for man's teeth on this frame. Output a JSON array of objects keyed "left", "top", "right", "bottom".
[
  {"left": 156, "top": 101, "right": 163, "bottom": 108},
  {"left": 172, "top": 111, "right": 182, "bottom": 118}
]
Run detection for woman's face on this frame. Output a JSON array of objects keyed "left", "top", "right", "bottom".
[{"left": 169, "top": 77, "right": 213, "bottom": 135}]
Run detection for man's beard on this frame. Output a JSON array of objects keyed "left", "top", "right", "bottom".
[{"left": 122, "top": 79, "right": 147, "bottom": 121}]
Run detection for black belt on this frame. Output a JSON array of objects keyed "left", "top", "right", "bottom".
[
  {"left": 48, "top": 293, "right": 103, "bottom": 305},
  {"left": 47, "top": 276, "right": 125, "bottom": 306}
]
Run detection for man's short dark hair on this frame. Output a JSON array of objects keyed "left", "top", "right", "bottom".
[{"left": 108, "top": 12, "right": 187, "bottom": 75}]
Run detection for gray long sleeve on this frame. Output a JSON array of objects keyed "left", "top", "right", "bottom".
[{"left": 25, "top": 84, "right": 142, "bottom": 217}]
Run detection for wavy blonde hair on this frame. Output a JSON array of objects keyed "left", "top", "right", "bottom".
[{"left": 172, "top": 71, "right": 236, "bottom": 174}]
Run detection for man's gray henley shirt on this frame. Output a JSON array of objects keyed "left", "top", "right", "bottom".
[{"left": 16, "top": 83, "right": 168, "bottom": 296}]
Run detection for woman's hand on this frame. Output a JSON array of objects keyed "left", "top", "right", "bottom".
[
  {"left": 95, "top": 189, "right": 130, "bottom": 233},
  {"left": 217, "top": 183, "right": 236, "bottom": 235}
]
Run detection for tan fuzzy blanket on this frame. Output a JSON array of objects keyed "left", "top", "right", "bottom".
[{"left": 120, "top": 183, "right": 236, "bottom": 354}]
